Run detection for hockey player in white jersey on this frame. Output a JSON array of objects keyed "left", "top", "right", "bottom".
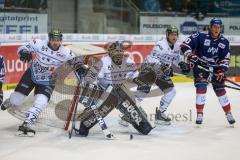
[
  {"left": 75, "top": 41, "right": 153, "bottom": 137},
  {"left": 1, "top": 29, "right": 76, "bottom": 136},
  {"left": 134, "top": 25, "right": 189, "bottom": 125}
]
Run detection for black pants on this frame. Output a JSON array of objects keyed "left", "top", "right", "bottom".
[{"left": 15, "top": 68, "right": 55, "bottom": 101}]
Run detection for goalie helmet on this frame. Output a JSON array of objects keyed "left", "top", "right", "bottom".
[
  {"left": 48, "top": 29, "right": 63, "bottom": 41},
  {"left": 107, "top": 41, "right": 125, "bottom": 65}
]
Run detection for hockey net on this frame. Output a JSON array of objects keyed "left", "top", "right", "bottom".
[{"left": 7, "top": 44, "right": 106, "bottom": 130}]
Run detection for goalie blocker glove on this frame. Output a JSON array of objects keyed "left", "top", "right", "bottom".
[{"left": 19, "top": 50, "right": 33, "bottom": 63}]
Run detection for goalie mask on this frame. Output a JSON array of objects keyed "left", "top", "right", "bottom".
[{"left": 108, "top": 41, "right": 125, "bottom": 65}]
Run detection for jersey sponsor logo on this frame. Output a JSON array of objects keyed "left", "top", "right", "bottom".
[
  {"left": 207, "top": 47, "right": 218, "bottom": 55},
  {"left": 56, "top": 52, "right": 65, "bottom": 58},
  {"left": 218, "top": 43, "right": 226, "bottom": 49},
  {"left": 204, "top": 39, "right": 211, "bottom": 46},
  {"left": 83, "top": 105, "right": 113, "bottom": 128},
  {"left": 121, "top": 100, "right": 142, "bottom": 126}
]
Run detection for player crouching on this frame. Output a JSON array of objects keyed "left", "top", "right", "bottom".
[{"left": 73, "top": 41, "right": 153, "bottom": 138}]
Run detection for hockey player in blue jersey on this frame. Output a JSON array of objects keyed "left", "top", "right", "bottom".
[
  {"left": 0, "top": 55, "right": 5, "bottom": 107},
  {"left": 181, "top": 18, "right": 235, "bottom": 125}
]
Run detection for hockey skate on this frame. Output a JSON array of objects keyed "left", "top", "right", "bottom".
[
  {"left": 75, "top": 122, "right": 89, "bottom": 137},
  {"left": 1, "top": 99, "right": 12, "bottom": 111},
  {"left": 195, "top": 112, "right": 203, "bottom": 125},
  {"left": 226, "top": 112, "right": 235, "bottom": 125},
  {"left": 16, "top": 122, "right": 36, "bottom": 137},
  {"left": 155, "top": 108, "right": 171, "bottom": 125}
]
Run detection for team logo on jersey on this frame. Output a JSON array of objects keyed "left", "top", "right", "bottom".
[
  {"left": 218, "top": 43, "right": 226, "bottom": 49},
  {"left": 204, "top": 39, "right": 211, "bottom": 46},
  {"left": 56, "top": 52, "right": 65, "bottom": 58},
  {"left": 207, "top": 47, "right": 218, "bottom": 55},
  {"left": 41, "top": 46, "right": 45, "bottom": 51}
]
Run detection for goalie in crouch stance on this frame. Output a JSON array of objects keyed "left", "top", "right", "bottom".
[
  {"left": 74, "top": 41, "right": 153, "bottom": 137},
  {"left": 180, "top": 18, "right": 235, "bottom": 125},
  {"left": 1, "top": 29, "right": 76, "bottom": 136}
]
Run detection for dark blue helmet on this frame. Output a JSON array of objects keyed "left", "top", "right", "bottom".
[{"left": 210, "top": 18, "right": 222, "bottom": 26}]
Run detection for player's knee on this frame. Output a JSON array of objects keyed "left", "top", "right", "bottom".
[
  {"left": 10, "top": 91, "right": 26, "bottom": 106},
  {"left": 33, "top": 94, "right": 48, "bottom": 110}
]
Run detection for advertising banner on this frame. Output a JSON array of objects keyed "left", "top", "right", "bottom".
[
  {"left": 140, "top": 16, "right": 240, "bottom": 35},
  {"left": 0, "top": 12, "right": 48, "bottom": 34},
  {"left": 1, "top": 43, "right": 239, "bottom": 85}
]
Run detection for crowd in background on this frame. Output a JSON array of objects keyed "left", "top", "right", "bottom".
[
  {"left": 132, "top": 0, "right": 240, "bottom": 16},
  {"left": 0, "top": 0, "right": 47, "bottom": 11}
]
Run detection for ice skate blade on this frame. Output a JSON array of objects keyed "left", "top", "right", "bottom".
[
  {"left": 154, "top": 120, "right": 171, "bottom": 126},
  {"left": 15, "top": 131, "right": 35, "bottom": 137},
  {"left": 118, "top": 119, "right": 129, "bottom": 127}
]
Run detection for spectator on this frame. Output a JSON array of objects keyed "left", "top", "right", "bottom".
[
  {"left": 180, "top": 0, "right": 196, "bottom": 14},
  {"left": 142, "top": 0, "right": 160, "bottom": 12},
  {"left": 0, "top": 0, "right": 4, "bottom": 8}
]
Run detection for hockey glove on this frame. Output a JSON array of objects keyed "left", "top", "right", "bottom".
[
  {"left": 214, "top": 69, "right": 225, "bottom": 83},
  {"left": 160, "top": 64, "right": 173, "bottom": 77},
  {"left": 19, "top": 50, "right": 32, "bottom": 63},
  {"left": 187, "top": 53, "right": 198, "bottom": 68},
  {"left": 178, "top": 62, "right": 190, "bottom": 74}
]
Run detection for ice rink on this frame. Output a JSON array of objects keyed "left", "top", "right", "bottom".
[{"left": 0, "top": 82, "right": 240, "bottom": 160}]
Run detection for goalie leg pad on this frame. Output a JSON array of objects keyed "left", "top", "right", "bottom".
[
  {"left": 115, "top": 86, "right": 153, "bottom": 135},
  {"left": 76, "top": 88, "right": 118, "bottom": 134}
]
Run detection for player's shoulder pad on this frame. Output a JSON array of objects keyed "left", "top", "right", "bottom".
[
  {"left": 60, "top": 45, "right": 75, "bottom": 57},
  {"left": 190, "top": 32, "right": 202, "bottom": 38},
  {"left": 220, "top": 35, "right": 229, "bottom": 44},
  {"left": 31, "top": 38, "right": 44, "bottom": 45},
  {"left": 156, "top": 38, "right": 165, "bottom": 45},
  {"left": 218, "top": 35, "right": 229, "bottom": 49}
]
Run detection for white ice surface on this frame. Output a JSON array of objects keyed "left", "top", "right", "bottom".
[{"left": 0, "top": 83, "right": 240, "bottom": 160}]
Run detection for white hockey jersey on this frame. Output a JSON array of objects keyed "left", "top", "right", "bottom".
[
  {"left": 145, "top": 38, "right": 181, "bottom": 67},
  {"left": 85, "top": 55, "right": 138, "bottom": 89},
  {"left": 18, "top": 39, "right": 75, "bottom": 85}
]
